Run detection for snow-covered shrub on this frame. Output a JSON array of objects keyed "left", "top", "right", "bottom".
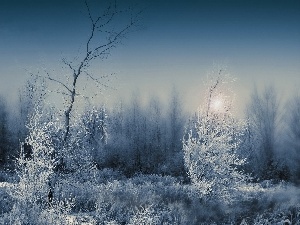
[
  {"left": 183, "top": 70, "right": 251, "bottom": 204},
  {"left": 12, "top": 110, "right": 57, "bottom": 209},
  {"left": 236, "top": 182, "right": 300, "bottom": 224},
  {"left": 95, "top": 180, "right": 149, "bottom": 223},
  {"left": 93, "top": 174, "right": 185, "bottom": 223},
  {"left": 0, "top": 200, "right": 74, "bottom": 225},
  {"left": 56, "top": 178, "right": 99, "bottom": 213},
  {"left": 241, "top": 204, "right": 300, "bottom": 225},
  {"left": 128, "top": 204, "right": 181, "bottom": 225},
  {"left": 5, "top": 109, "right": 74, "bottom": 224},
  {"left": 3, "top": 104, "right": 124, "bottom": 223},
  {"left": 58, "top": 126, "right": 95, "bottom": 174},
  {"left": 92, "top": 173, "right": 228, "bottom": 224},
  {"left": 37, "top": 199, "right": 75, "bottom": 225}
]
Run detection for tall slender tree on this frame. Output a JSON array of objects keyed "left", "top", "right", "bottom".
[{"left": 46, "top": 0, "right": 140, "bottom": 143}]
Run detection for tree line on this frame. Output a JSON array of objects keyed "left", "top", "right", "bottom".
[{"left": 0, "top": 80, "right": 300, "bottom": 184}]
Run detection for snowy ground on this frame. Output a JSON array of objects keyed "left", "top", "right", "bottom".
[{"left": 1, "top": 171, "right": 300, "bottom": 225}]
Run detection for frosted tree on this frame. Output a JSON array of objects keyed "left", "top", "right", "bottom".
[
  {"left": 16, "top": 74, "right": 48, "bottom": 150},
  {"left": 9, "top": 109, "right": 74, "bottom": 224},
  {"left": 183, "top": 69, "right": 250, "bottom": 204},
  {"left": 15, "top": 111, "right": 56, "bottom": 206}
]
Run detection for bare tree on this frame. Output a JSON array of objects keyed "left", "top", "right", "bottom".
[
  {"left": 18, "top": 74, "right": 48, "bottom": 142},
  {"left": 47, "top": 0, "right": 140, "bottom": 142}
]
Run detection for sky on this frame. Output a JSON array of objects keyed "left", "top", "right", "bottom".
[{"left": 0, "top": 0, "right": 300, "bottom": 116}]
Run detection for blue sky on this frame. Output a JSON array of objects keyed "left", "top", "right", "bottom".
[{"left": 0, "top": 0, "right": 299, "bottom": 114}]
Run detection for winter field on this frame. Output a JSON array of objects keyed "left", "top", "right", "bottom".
[
  {"left": 1, "top": 166, "right": 300, "bottom": 224},
  {"left": 1, "top": 0, "right": 300, "bottom": 224}
]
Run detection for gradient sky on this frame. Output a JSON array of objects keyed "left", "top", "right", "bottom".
[{"left": 1, "top": 0, "right": 300, "bottom": 115}]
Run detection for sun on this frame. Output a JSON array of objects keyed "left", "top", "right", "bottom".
[{"left": 211, "top": 98, "right": 224, "bottom": 112}]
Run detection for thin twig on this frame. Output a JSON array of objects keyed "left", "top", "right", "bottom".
[{"left": 47, "top": 76, "right": 72, "bottom": 94}]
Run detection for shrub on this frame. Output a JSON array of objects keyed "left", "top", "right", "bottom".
[{"left": 4, "top": 110, "right": 74, "bottom": 224}]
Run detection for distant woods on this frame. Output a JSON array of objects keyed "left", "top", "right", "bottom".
[
  {"left": 0, "top": 97, "right": 10, "bottom": 166},
  {"left": 0, "top": 83, "right": 186, "bottom": 177},
  {"left": 101, "top": 89, "right": 186, "bottom": 176},
  {"left": 0, "top": 80, "right": 300, "bottom": 184}
]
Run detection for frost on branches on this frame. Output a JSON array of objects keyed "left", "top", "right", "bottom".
[
  {"left": 16, "top": 110, "right": 57, "bottom": 207},
  {"left": 7, "top": 109, "right": 74, "bottom": 224},
  {"left": 183, "top": 69, "right": 251, "bottom": 204}
]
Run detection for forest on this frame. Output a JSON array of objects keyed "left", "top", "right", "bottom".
[{"left": 1, "top": 0, "right": 300, "bottom": 224}]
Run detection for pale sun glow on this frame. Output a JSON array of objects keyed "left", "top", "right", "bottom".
[{"left": 211, "top": 98, "right": 224, "bottom": 112}]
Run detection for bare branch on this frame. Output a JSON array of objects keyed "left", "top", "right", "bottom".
[
  {"left": 96, "top": 7, "right": 115, "bottom": 30},
  {"left": 62, "top": 58, "right": 76, "bottom": 75},
  {"left": 46, "top": 75, "right": 72, "bottom": 94},
  {"left": 85, "top": 71, "right": 116, "bottom": 90},
  {"left": 84, "top": 0, "right": 94, "bottom": 24},
  {"left": 87, "top": 22, "right": 133, "bottom": 62},
  {"left": 86, "top": 25, "right": 95, "bottom": 54},
  {"left": 207, "top": 74, "right": 221, "bottom": 117},
  {"left": 48, "top": 89, "right": 71, "bottom": 97},
  {"left": 85, "top": 1, "right": 115, "bottom": 53}
]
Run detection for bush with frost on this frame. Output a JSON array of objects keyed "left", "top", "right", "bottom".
[
  {"left": 5, "top": 110, "right": 74, "bottom": 224},
  {"left": 128, "top": 204, "right": 181, "bottom": 225},
  {"left": 183, "top": 70, "right": 251, "bottom": 204}
]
